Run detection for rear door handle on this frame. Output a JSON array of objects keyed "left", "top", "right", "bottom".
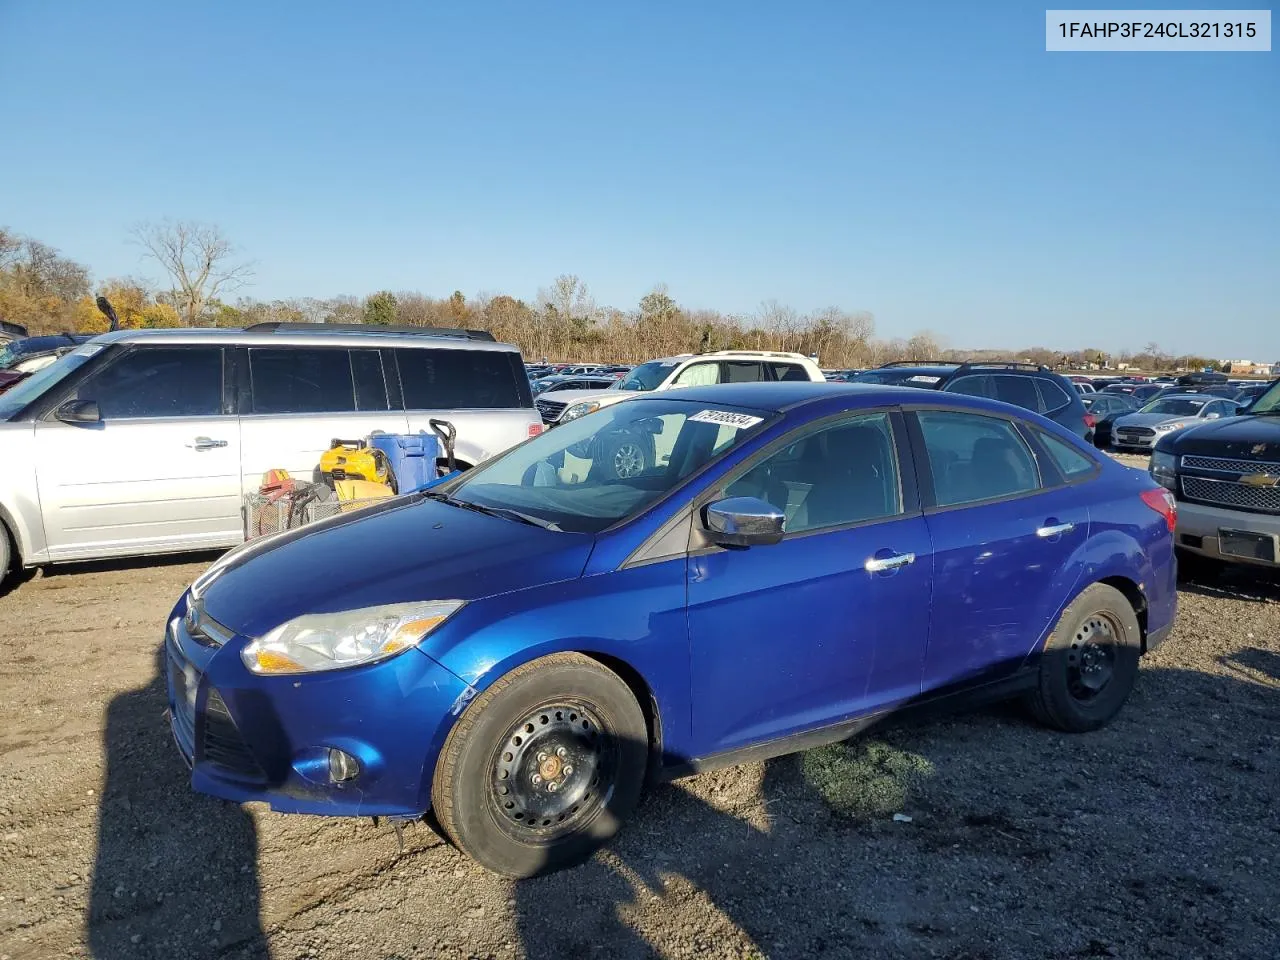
[
  {"left": 865, "top": 552, "right": 915, "bottom": 573},
  {"left": 189, "top": 436, "right": 228, "bottom": 451},
  {"left": 1036, "top": 522, "right": 1075, "bottom": 538}
]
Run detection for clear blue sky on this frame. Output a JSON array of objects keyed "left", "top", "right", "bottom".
[{"left": 1, "top": 1, "right": 1275, "bottom": 358}]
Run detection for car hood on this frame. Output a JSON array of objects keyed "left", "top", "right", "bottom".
[
  {"left": 196, "top": 495, "right": 594, "bottom": 638},
  {"left": 538, "top": 389, "right": 632, "bottom": 407},
  {"left": 1114, "top": 412, "right": 1192, "bottom": 429},
  {"left": 1166, "top": 413, "right": 1280, "bottom": 460}
]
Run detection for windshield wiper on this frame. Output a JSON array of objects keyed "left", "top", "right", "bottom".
[{"left": 424, "top": 492, "right": 562, "bottom": 531}]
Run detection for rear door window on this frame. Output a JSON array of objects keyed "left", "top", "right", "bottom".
[
  {"left": 720, "top": 361, "right": 767, "bottom": 383},
  {"left": 916, "top": 410, "right": 1041, "bottom": 507},
  {"left": 991, "top": 375, "right": 1045, "bottom": 413},
  {"left": 249, "top": 348, "right": 355, "bottom": 414},
  {"left": 397, "top": 348, "right": 523, "bottom": 409},
  {"left": 74, "top": 346, "right": 224, "bottom": 419}
]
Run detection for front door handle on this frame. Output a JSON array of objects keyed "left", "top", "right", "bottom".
[
  {"left": 1036, "top": 522, "right": 1075, "bottom": 539},
  {"left": 189, "top": 436, "right": 228, "bottom": 451},
  {"left": 865, "top": 552, "right": 915, "bottom": 573}
]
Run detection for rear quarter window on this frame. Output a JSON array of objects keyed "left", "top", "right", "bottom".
[
  {"left": 1034, "top": 429, "right": 1098, "bottom": 482},
  {"left": 397, "top": 348, "right": 527, "bottom": 409},
  {"left": 1035, "top": 378, "right": 1074, "bottom": 414}
]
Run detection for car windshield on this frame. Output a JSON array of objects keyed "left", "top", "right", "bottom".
[
  {"left": 0, "top": 342, "right": 105, "bottom": 421},
  {"left": 441, "top": 398, "right": 772, "bottom": 534},
  {"left": 612, "top": 360, "right": 678, "bottom": 391},
  {"left": 1140, "top": 398, "right": 1206, "bottom": 416},
  {"left": 1250, "top": 380, "right": 1280, "bottom": 414},
  {"left": 0, "top": 342, "right": 19, "bottom": 369}
]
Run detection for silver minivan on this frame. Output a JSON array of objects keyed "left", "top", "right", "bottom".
[{"left": 0, "top": 324, "right": 541, "bottom": 586}]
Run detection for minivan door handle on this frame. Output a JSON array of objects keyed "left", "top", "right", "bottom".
[
  {"left": 1036, "top": 521, "right": 1075, "bottom": 539},
  {"left": 865, "top": 552, "right": 915, "bottom": 574},
  {"left": 189, "top": 436, "right": 228, "bottom": 451}
]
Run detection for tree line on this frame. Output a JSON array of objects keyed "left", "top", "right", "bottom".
[{"left": 0, "top": 222, "right": 1225, "bottom": 372}]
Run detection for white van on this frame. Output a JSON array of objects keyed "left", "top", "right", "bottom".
[{"left": 0, "top": 324, "right": 541, "bottom": 586}]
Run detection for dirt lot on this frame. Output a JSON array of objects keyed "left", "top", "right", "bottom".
[{"left": 2, "top": 458, "right": 1278, "bottom": 960}]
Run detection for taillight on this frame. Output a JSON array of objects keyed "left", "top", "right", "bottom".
[
  {"left": 1140, "top": 487, "right": 1177, "bottom": 531},
  {"left": 1083, "top": 413, "right": 1098, "bottom": 429},
  {"left": 528, "top": 423, "right": 544, "bottom": 437}
]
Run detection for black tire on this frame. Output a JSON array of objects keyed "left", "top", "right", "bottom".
[
  {"left": 0, "top": 522, "right": 10, "bottom": 585},
  {"left": 599, "top": 433, "right": 650, "bottom": 480},
  {"left": 1026, "top": 583, "right": 1141, "bottom": 733},
  {"left": 431, "top": 652, "right": 648, "bottom": 878}
]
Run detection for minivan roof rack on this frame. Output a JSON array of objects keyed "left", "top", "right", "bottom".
[
  {"left": 244, "top": 322, "right": 496, "bottom": 342},
  {"left": 878, "top": 359, "right": 957, "bottom": 368}
]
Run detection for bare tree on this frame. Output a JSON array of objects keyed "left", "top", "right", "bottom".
[{"left": 133, "top": 220, "right": 253, "bottom": 326}]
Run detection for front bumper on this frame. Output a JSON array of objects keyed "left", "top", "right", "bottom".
[
  {"left": 165, "top": 599, "right": 471, "bottom": 817},
  {"left": 1175, "top": 500, "right": 1280, "bottom": 569}
]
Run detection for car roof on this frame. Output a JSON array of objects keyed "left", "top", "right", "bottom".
[
  {"left": 633, "top": 381, "right": 986, "bottom": 413},
  {"left": 1149, "top": 393, "right": 1219, "bottom": 402},
  {"left": 85, "top": 327, "right": 521, "bottom": 352}
]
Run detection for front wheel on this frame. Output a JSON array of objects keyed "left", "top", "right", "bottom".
[
  {"left": 1026, "top": 583, "right": 1141, "bottom": 732},
  {"left": 431, "top": 653, "right": 648, "bottom": 878}
]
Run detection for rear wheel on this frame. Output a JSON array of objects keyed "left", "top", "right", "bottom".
[
  {"left": 431, "top": 653, "right": 648, "bottom": 878},
  {"left": 1026, "top": 583, "right": 1141, "bottom": 732}
]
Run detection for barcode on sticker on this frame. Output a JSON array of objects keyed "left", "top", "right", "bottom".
[{"left": 688, "top": 410, "right": 764, "bottom": 429}]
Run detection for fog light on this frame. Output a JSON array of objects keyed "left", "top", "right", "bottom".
[{"left": 328, "top": 748, "right": 360, "bottom": 783}]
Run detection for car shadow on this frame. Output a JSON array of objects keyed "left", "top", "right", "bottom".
[
  {"left": 510, "top": 664, "right": 1280, "bottom": 959},
  {"left": 88, "top": 644, "right": 268, "bottom": 959},
  {"left": 1177, "top": 560, "right": 1280, "bottom": 604}
]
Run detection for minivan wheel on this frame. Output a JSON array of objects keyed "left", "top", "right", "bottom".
[
  {"left": 431, "top": 652, "right": 648, "bottom": 878},
  {"left": 1026, "top": 583, "right": 1141, "bottom": 733}
]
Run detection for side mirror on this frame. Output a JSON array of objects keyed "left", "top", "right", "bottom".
[
  {"left": 56, "top": 400, "right": 101, "bottom": 424},
  {"left": 703, "top": 496, "right": 785, "bottom": 548}
]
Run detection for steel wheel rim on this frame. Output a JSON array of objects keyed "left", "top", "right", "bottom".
[
  {"left": 489, "top": 701, "right": 616, "bottom": 840},
  {"left": 612, "top": 442, "right": 644, "bottom": 479},
  {"left": 1066, "top": 613, "right": 1119, "bottom": 701}
]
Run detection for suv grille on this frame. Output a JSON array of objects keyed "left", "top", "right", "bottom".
[
  {"left": 202, "top": 689, "right": 266, "bottom": 781},
  {"left": 1181, "top": 476, "right": 1280, "bottom": 514},
  {"left": 1182, "top": 455, "right": 1280, "bottom": 474},
  {"left": 536, "top": 398, "right": 567, "bottom": 422}
]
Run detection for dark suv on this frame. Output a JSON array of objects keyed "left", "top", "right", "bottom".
[{"left": 852, "top": 361, "right": 1093, "bottom": 439}]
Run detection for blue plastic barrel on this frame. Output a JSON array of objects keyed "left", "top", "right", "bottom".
[{"left": 368, "top": 432, "right": 439, "bottom": 494}]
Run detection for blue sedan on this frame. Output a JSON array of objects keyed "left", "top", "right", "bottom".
[{"left": 167, "top": 382, "right": 1178, "bottom": 876}]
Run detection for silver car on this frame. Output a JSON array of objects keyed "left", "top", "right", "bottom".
[
  {"left": 0, "top": 325, "right": 540, "bottom": 586},
  {"left": 1111, "top": 394, "right": 1239, "bottom": 451}
]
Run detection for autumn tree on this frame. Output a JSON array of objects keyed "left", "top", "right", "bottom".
[{"left": 132, "top": 220, "right": 252, "bottom": 326}]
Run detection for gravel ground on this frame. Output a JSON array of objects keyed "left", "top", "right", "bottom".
[{"left": 1, "top": 454, "right": 1277, "bottom": 960}]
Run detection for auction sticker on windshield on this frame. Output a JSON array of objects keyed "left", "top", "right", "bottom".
[{"left": 688, "top": 410, "right": 764, "bottom": 429}]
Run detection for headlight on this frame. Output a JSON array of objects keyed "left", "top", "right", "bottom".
[
  {"left": 241, "top": 600, "right": 465, "bottom": 675},
  {"left": 559, "top": 400, "right": 601, "bottom": 423},
  {"left": 1155, "top": 421, "right": 1185, "bottom": 432},
  {"left": 1150, "top": 450, "right": 1177, "bottom": 490}
]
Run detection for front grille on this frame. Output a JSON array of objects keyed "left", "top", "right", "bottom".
[
  {"left": 202, "top": 689, "right": 266, "bottom": 781},
  {"left": 1181, "top": 476, "right": 1280, "bottom": 514},
  {"left": 1183, "top": 455, "right": 1280, "bottom": 474},
  {"left": 536, "top": 399, "right": 567, "bottom": 422},
  {"left": 1118, "top": 427, "right": 1156, "bottom": 438}
]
